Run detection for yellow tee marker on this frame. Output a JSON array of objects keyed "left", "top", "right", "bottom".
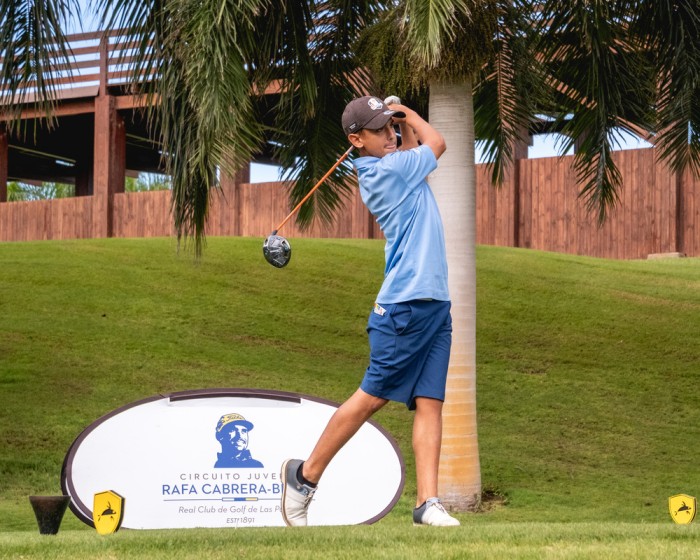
[
  {"left": 93, "top": 490, "right": 125, "bottom": 535},
  {"left": 669, "top": 494, "right": 696, "bottom": 525}
]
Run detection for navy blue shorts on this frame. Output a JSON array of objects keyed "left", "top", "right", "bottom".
[{"left": 360, "top": 300, "right": 452, "bottom": 410}]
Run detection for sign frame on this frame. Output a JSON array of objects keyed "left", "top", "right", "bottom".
[{"left": 61, "top": 388, "right": 405, "bottom": 528}]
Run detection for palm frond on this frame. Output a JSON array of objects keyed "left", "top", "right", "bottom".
[
  {"left": 633, "top": 0, "right": 700, "bottom": 176},
  {"left": 96, "top": 0, "right": 267, "bottom": 254},
  {"left": 475, "top": 0, "right": 543, "bottom": 185},
  {"left": 400, "top": 0, "right": 469, "bottom": 69},
  {"left": 0, "top": 0, "right": 80, "bottom": 129},
  {"left": 355, "top": 8, "right": 421, "bottom": 95},
  {"left": 95, "top": 0, "right": 383, "bottom": 244},
  {"left": 535, "top": 0, "right": 653, "bottom": 222},
  {"left": 264, "top": 0, "right": 380, "bottom": 229},
  {"left": 400, "top": 0, "right": 496, "bottom": 80},
  {"left": 161, "top": 0, "right": 266, "bottom": 252}
]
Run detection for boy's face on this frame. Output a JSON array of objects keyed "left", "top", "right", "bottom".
[{"left": 348, "top": 121, "right": 398, "bottom": 158}]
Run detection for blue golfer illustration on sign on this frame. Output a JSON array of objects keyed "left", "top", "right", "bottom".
[{"left": 214, "top": 413, "right": 264, "bottom": 468}]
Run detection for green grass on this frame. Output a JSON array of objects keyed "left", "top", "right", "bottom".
[
  {"left": 1, "top": 237, "right": 699, "bottom": 557},
  {"left": 0, "top": 523, "right": 698, "bottom": 559}
]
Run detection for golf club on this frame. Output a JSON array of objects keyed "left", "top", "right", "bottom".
[{"left": 263, "top": 145, "right": 354, "bottom": 268}]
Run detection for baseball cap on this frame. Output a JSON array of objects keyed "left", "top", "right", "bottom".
[
  {"left": 342, "top": 96, "right": 405, "bottom": 135},
  {"left": 216, "top": 413, "right": 253, "bottom": 432}
]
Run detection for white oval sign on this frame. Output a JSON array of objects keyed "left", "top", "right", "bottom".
[{"left": 61, "top": 389, "right": 404, "bottom": 529}]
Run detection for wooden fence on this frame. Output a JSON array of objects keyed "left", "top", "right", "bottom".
[
  {"left": 109, "top": 182, "right": 382, "bottom": 240},
  {"left": 0, "top": 196, "right": 93, "bottom": 241},
  {"left": 1, "top": 147, "right": 699, "bottom": 259},
  {"left": 476, "top": 147, "right": 698, "bottom": 259}
]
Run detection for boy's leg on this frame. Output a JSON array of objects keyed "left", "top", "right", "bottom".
[
  {"left": 303, "top": 388, "right": 388, "bottom": 483},
  {"left": 413, "top": 396, "right": 443, "bottom": 506},
  {"left": 281, "top": 388, "right": 387, "bottom": 526},
  {"left": 412, "top": 396, "right": 460, "bottom": 526}
]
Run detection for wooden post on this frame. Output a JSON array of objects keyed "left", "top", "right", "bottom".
[
  {"left": 235, "top": 163, "right": 250, "bottom": 185},
  {"left": 512, "top": 159, "right": 521, "bottom": 248},
  {"left": 512, "top": 124, "right": 531, "bottom": 161},
  {"left": 511, "top": 123, "right": 531, "bottom": 248},
  {"left": 367, "top": 209, "right": 375, "bottom": 239},
  {"left": 233, "top": 164, "right": 249, "bottom": 236},
  {"left": 75, "top": 163, "right": 93, "bottom": 196},
  {"left": 675, "top": 169, "right": 685, "bottom": 255},
  {"left": 75, "top": 133, "right": 94, "bottom": 196},
  {"left": 219, "top": 163, "right": 250, "bottom": 236},
  {"left": 0, "top": 128, "right": 7, "bottom": 202},
  {"left": 92, "top": 32, "right": 126, "bottom": 237},
  {"left": 99, "top": 33, "right": 109, "bottom": 97}
]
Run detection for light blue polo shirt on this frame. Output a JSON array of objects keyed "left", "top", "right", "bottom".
[{"left": 354, "top": 144, "right": 449, "bottom": 303}]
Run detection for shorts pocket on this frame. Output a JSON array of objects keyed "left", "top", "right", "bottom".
[{"left": 389, "top": 303, "right": 413, "bottom": 335}]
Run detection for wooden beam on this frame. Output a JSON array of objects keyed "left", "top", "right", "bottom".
[
  {"left": 235, "top": 164, "right": 250, "bottom": 185},
  {"left": 114, "top": 94, "right": 156, "bottom": 111},
  {"left": 0, "top": 90, "right": 153, "bottom": 120},
  {"left": 1, "top": 99, "right": 97, "bottom": 121}
]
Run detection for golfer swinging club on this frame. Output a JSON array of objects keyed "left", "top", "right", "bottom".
[{"left": 281, "top": 95, "right": 459, "bottom": 527}]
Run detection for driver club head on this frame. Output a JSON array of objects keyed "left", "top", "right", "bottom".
[{"left": 263, "top": 234, "right": 292, "bottom": 268}]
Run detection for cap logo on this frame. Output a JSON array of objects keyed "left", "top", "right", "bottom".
[{"left": 368, "top": 98, "right": 383, "bottom": 111}]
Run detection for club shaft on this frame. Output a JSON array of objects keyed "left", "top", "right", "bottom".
[{"left": 273, "top": 146, "right": 354, "bottom": 234}]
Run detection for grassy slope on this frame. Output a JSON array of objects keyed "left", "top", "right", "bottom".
[
  {"left": 0, "top": 237, "right": 698, "bottom": 554},
  {"left": 476, "top": 249, "right": 700, "bottom": 521}
]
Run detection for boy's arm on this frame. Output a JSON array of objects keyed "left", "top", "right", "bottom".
[
  {"left": 387, "top": 103, "right": 446, "bottom": 160},
  {"left": 397, "top": 122, "right": 419, "bottom": 151}
]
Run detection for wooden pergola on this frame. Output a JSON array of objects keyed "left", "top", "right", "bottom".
[
  {"left": 0, "top": 30, "right": 290, "bottom": 236},
  {"left": 0, "top": 31, "right": 171, "bottom": 236}
]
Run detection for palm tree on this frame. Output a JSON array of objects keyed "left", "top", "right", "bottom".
[
  {"left": 359, "top": 0, "right": 700, "bottom": 512},
  {"left": 357, "top": 0, "right": 500, "bottom": 511}
]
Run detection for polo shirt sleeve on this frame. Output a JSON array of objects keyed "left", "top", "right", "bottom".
[{"left": 388, "top": 144, "right": 437, "bottom": 191}]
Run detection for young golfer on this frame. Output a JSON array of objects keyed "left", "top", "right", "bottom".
[{"left": 281, "top": 96, "right": 458, "bottom": 527}]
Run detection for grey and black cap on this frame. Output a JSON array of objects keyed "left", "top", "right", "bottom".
[{"left": 342, "top": 96, "right": 405, "bottom": 135}]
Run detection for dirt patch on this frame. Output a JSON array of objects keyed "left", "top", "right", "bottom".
[{"left": 479, "top": 487, "right": 508, "bottom": 513}]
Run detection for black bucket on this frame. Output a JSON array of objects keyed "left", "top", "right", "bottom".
[{"left": 28, "top": 495, "right": 71, "bottom": 535}]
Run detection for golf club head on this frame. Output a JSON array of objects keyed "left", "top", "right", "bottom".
[{"left": 263, "top": 234, "right": 292, "bottom": 268}]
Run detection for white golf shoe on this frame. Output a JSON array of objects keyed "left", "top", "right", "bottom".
[
  {"left": 413, "top": 498, "right": 460, "bottom": 526},
  {"left": 280, "top": 459, "right": 317, "bottom": 527}
]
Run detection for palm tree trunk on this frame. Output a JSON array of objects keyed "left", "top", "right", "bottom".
[{"left": 429, "top": 80, "right": 481, "bottom": 512}]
